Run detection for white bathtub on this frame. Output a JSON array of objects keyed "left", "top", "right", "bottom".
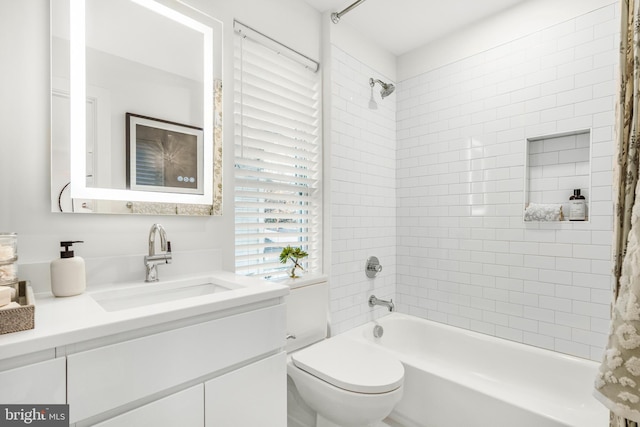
[{"left": 342, "top": 313, "right": 608, "bottom": 427}]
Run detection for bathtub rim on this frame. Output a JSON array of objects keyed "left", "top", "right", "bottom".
[{"left": 341, "top": 312, "right": 607, "bottom": 427}]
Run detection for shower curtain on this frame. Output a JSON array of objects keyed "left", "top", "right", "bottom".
[{"left": 594, "top": 1, "right": 640, "bottom": 425}]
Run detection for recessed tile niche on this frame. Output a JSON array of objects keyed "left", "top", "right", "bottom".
[{"left": 524, "top": 129, "right": 591, "bottom": 222}]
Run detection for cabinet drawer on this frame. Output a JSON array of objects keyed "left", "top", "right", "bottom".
[
  {"left": 68, "top": 304, "right": 285, "bottom": 423},
  {"left": 93, "top": 384, "right": 203, "bottom": 427},
  {"left": 0, "top": 358, "right": 65, "bottom": 404},
  {"left": 205, "top": 352, "right": 286, "bottom": 427}
]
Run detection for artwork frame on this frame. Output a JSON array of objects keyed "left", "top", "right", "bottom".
[{"left": 126, "top": 113, "right": 204, "bottom": 195}]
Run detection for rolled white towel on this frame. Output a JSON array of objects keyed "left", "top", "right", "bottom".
[
  {"left": 0, "top": 286, "right": 12, "bottom": 307},
  {"left": 524, "top": 203, "right": 563, "bottom": 222},
  {"left": 0, "top": 301, "right": 20, "bottom": 310},
  {"left": 0, "top": 285, "right": 16, "bottom": 301}
]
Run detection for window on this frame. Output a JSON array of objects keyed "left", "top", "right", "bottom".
[{"left": 234, "top": 22, "right": 321, "bottom": 279}]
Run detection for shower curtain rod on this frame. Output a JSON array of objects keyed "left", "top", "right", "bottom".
[{"left": 331, "top": 0, "right": 368, "bottom": 24}]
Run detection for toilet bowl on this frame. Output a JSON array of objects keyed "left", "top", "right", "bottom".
[
  {"left": 287, "top": 336, "right": 404, "bottom": 427},
  {"left": 285, "top": 276, "right": 404, "bottom": 427}
]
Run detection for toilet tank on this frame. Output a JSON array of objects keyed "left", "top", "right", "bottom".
[{"left": 285, "top": 275, "right": 329, "bottom": 352}]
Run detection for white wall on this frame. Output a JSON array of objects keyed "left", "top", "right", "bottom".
[
  {"left": 399, "top": 0, "right": 617, "bottom": 81},
  {"left": 0, "top": 0, "right": 320, "bottom": 281},
  {"left": 325, "top": 12, "right": 396, "bottom": 84},
  {"left": 396, "top": 3, "right": 617, "bottom": 360}
]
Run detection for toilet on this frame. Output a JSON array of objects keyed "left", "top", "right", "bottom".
[{"left": 285, "top": 276, "right": 404, "bottom": 427}]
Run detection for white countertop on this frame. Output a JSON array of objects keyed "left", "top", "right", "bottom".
[{"left": 0, "top": 271, "right": 289, "bottom": 361}]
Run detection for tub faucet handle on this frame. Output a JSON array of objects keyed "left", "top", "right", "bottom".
[{"left": 365, "top": 256, "right": 382, "bottom": 278}]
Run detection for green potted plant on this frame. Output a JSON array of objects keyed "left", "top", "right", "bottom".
[{"left": 279, "top": 245, "right": 308, "bottom": 278}]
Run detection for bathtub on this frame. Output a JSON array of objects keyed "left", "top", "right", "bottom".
[{"left": 342, "top": 313, "right": 608, "bottom": 427}]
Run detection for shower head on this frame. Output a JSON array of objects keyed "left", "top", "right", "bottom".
[
  {"left": 369, "top": 78, "right": 395, "bottom": 99},
  {"left": 380, "top": 82, "right": 395, "bottom": 98}
]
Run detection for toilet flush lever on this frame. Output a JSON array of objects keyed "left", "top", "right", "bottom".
[{"left": 286, "top": 334, "right": 297, "bottom": 340}]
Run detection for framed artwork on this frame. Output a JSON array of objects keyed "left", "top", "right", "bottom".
[{"left": 126, "top": 113, "right": 204, "bottom": 194}]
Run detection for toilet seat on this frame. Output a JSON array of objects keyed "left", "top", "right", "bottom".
[{"left": 291, "top": 336, "right": 404, "bottom": 394}]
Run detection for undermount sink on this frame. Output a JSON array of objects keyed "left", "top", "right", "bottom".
[{"left": 91, "top": 278, "right": 237, "bottom": 312}]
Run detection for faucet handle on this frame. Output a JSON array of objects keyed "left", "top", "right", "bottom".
[
  {"left": 165, "top": 241, "right": 172, "bottom": 265},
  {"left": 368, "top": 295, "right": 378, "bottom": 307},
  {"left": 365, "top": 256, "right": 382, "bottom": 278}
]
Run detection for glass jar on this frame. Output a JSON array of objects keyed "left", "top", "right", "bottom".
[
  {"left": 0, "top": 232, "right": 17, "bottom": 263},
  {"left": 0, "top": 233, "right": 18, "bottom": 287},
  {"left": 0, "top": 262, "right": 17, "bottom": 286}
]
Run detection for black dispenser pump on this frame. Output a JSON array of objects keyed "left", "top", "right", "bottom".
[{"left": 60, "top": 241, "right": 84, "bottom": 259}]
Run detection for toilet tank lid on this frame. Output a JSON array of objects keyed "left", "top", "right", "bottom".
[{"left": 291, "top": 336, "right": 404, "bottom": 394}]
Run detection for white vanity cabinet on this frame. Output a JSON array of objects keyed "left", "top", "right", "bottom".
[
  {"left": 205, "top": 352, "right": 286, "bottom": 427},
  {"left": 65, "top": 303, "right": 286, "bottom": 425},
  {"left": 92, "top": 385, "right": 204, "bottom": 427},
  {"left": 0, "top": 356, "right": 66, "bottom": 404}
]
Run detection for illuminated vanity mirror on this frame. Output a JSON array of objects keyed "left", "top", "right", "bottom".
[{"left": 50, "top": 0, "right": 222, "bottom": 215}]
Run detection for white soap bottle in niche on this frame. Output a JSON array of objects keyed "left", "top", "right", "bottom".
[
  {"left": 50, "top": 240, "right": 86, "bottom": 297},
  {"left": 569, "top": 189, "right": 586, "bottom": 221}
]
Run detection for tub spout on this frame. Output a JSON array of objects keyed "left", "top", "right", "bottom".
[{"left": 369, "top": 295, "right": 394, "bottom": 312}]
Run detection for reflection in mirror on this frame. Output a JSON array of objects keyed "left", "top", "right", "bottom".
[
  {"left": 50, "top": 0, "right": 222, "bottom": 215},
  {"left": 125, "top": 113, "right": 204, "bottom": 195}
]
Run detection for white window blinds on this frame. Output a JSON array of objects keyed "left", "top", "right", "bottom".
[{"left": 234, "top": 23, "right": 321, "bottom": 279}]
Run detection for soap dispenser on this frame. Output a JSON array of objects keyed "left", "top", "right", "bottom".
[
  {"left": 569, "top": 189, "right": 587, "bottom": 221},
  {"left": 50, "top": 241, "right": 86, "bottom": 297}
]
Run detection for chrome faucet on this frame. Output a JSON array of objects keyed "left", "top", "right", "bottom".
[
  {"left": 144, "top": 224, "right": 172, "bottom": 282},
  {"left": 369, "top": 295, "right": 395, "bottom": 312}
]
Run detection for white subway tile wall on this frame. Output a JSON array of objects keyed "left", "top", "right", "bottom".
[
  {"left": 396, "top": 4, "right": 617, "bottom": 360},
  {"left": 330, "top": 46, "right": 397, "bottom": 335}
]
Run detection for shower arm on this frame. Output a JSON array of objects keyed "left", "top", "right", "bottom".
[{"left": 331, "top": 0, "right": 368, "bottom": 24}]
